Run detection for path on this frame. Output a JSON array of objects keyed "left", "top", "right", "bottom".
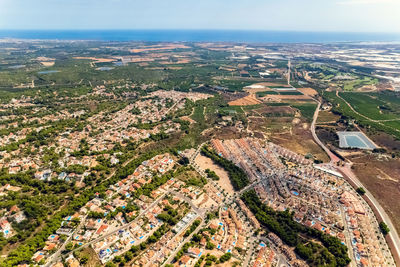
[{"left": 335, "top": 91, "right": 400, "bottom": 138}]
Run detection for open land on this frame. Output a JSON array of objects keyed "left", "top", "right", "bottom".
[{"left": 0, "top": 40, "right": 399, "bottom": 267}]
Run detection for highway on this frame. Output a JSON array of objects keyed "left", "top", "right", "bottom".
[{"left": 310, "top": 99, "right": 400, "bottom": 265}]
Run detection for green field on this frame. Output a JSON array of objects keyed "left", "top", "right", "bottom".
[
  {"left": 292, "top": 103, "right": 317, "bottom": 122},
  {"left": 322, "top": 91, "right": 400, "bottom": 139},
  {"left": 339, "top": 92, "right": 399, "bottom": 121}
]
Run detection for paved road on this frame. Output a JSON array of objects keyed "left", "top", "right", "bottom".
[
  {"left": 310, "top": 99, "right": 400, "bottom": 264},
  {"left": 338, "top": 164, "right": 400, "bottom": 263},
  {"left": 161, "top": 220, "right": 207, "bottom": 266},
  {"left": 64, "top": 190, "right": 170, "bottom": 258},
  {"left": 45, "top": 215, "right": 88, "bottom": 267},
  {"left": 145, "top": 213, "right": 201, "bottom": 267},
  {"left": 310, "top": 100, "right": 340, "bottom": 164}
]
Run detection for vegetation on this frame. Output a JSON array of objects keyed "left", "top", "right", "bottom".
[
  {"left": 241, "top": 190, "right": 351, "bottom": 266},
  {"left": 201, "top": 146, "right": 249, "bottom": 190},
  {"left": 379, "top": 222, "right": 390, "bottom": 235},
  {"left": 322, "top": 91, "right": 400, "bottom": 139},
  {"left": 205, "top": 169, "right": 220, "bottom": 180},
  {"left": 356, "top": 187, "right": 366, "bottom": 195}
]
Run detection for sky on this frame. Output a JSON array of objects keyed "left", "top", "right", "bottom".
[{"left": 0, "top": 0, "right": 399, "bottom": 32}]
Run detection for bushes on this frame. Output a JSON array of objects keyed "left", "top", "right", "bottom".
[
  {"left": 219, "top": 252, "right": 232, "bottom": 263},
  {"left": 356, "top": 187, "right": 366, "bottom": 195},
  {"left": 201, "top": 146, "right": 249, "bottom": 190},
  {"left": 205, "top": 169, "right": 219, "bottom": 180},
  {"left": 184, "top": 219, "right": 201, "bottom": 237},
  {"left": 379, "top": 222, "right": 390, "bottom": 235}
]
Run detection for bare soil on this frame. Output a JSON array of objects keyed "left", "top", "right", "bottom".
[
  {"left": 229, "top": 94, "right": 262, "bottom": 106},
  {"left": 194, "top": 154, "right": 235, "bottom": 195},
  {"left": 350, "top": 154, "right": 400, "bottom": 234},
  {"left": 270, "top": 124, "right": 330, "bottom": 163}
]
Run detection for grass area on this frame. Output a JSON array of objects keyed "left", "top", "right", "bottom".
[
  {"left": 291, "top": 103, "right": 317, "bottom": 122},
  {"left": 322, "top": 91, "right": 400, "bottom": 139},
  {"left": 213, "top": 79, "right": 254, "bottom": 91},
  {"left": 279, "top": 91, "right": 304, "bottom": 95},
  {"left": 339, "top": 92, "right": 399, "bottom": 120},
  {"left": 342, "top": 76, "right": 378, "bottom": 91},
  {"left": 317, "top": 111, "right": 340, "bottom": 123},
  {"left": 256, "top": 91, "right": 279, "bottom": 97}
]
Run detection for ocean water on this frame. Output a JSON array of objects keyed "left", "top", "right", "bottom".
[{"left": 0, "top": 30, "right": 399, "bottom": 43}]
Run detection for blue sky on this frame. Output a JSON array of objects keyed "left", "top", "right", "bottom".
[{"left": 0, "top": 0, "right": 399, "bottom": 32}]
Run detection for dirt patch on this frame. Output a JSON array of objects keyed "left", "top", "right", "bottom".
[
  {"left": 40, "top": 61, "right": 55, "bottom": 67},
  {"left": 79, "top": 247, "right": 101, "bottom": 267},
  {"left": 221, "top": 91, "right": 248, "bottom": 102},
  {"left": 316, "top": 111, "right": 340, "bottom": 124},
  {"left": 203, "top": 126, "right": 247, "bottom": 140},
  {"left": 251, "top": 105, "right": 295, "bottom": 117},
  {"left": 229, "top": 94, "right": 262, "bottom": 106},
  {"left": 194, "top": 154, "right": 235, "bottom": 195},
  {"left": 260, "top": 94, "right": 312, "bottom": 102},
  {"left": 297, "top": 87, "right": 318, "bottom": 96},
  {"left": 369, "top": 132, "right": 400, "bottom": 152},
  {"left": 350, "top": 154, "right": 400, "bottom": 234},
  {"left": 73, "top": 57, "right": 116, "bottom": 63},
  {"left": 270, "top": 125, "right": 330, "bottom": 163},
  {"left": 248, "top": 116, "right": 292, "bottom": 134}
]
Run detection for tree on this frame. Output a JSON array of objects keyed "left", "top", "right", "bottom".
[
  {"left": 80, "top": 255, "right": 89, "bottom": 264},
  {"left": 379, "top": 222, "right": 390, "bottom": 235},
  {"left": 356, "top": 187, "right": 366, "bottom": 195},
  {"left": 65, "top": 242, "right": 73, "bottom": 251},
  {"left": 206, "top": 242, "right": 215, "bottom": 250},
  {"left": 219, "top": 252, "right": 232, "bottom": 263}
]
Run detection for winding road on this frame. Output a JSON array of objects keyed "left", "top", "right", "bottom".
[{"left": 310, "top": 98, "right": 400, "bottom": 265}]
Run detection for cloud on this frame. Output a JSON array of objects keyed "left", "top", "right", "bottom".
[{"left": 337, "top": 0, "right": 396, "bottom": 5}]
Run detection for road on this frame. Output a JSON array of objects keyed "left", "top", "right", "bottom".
[
  {"left": 145, "top": 215, "right": 199, "bottom": 267},
  {"left": 63, "top": 190, "right": 170, "bottom": 258},
  {"left": 338, "top": 164, "right": 400, "bottom": 263},
  {"left": 310, "top": 99, "right": 400, "bottom": 265},
  {"left": 45, "top": 215, "right": 88, "bottom": 267},
  {"left": 161, "top": 218, "right": 207, "bottom": 266},
  {"left": 310, "top": 100, "right": 340, "bottom": 164}
]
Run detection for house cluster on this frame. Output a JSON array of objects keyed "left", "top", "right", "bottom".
[
  {"left": 212, "top": 137, "right": 394, "bottom": 266},
  {"left": 341, "top": 191, "right": 388, "bottom": 266},
  {"left": 252, "top": 244, "right": 277, "bottom": 267},
  {"left": 32, "top": 233, "right": 65, "bottom": 264},
  {"left": 148, "top": 90, "right": 211, "bottom": 103},
  {"left": 28, "top": 153, "right": 180, "bottom": 265},
  {"left": 268, "top": 233, "right": 307, "bottom": 267},
  {"left": 0, "top": 150, "right": 41, "bottom": 174},
  {"left": 0, "top": 204, "right": 26, "bottom": 238},
  {"left": 143, "top": 211, "right": 199, "bottom": 266},
  {"left": 0, "top": 184, "right": 21, "bottom": 196},
  {"left": 218, "top": 207, "right": 247, "bottom": 253},
  {"left": 0, "top": 130, "right": 28, "bottom": 148},
  {"left": 236, "top": 199, "right": 260, "bottom": 229}
]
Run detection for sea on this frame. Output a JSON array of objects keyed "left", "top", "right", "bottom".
[{"left": 0, "top": 30, "right": 400, "bottom": 43}]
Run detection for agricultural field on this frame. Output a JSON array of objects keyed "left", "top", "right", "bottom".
[{"left": 322, "top": 91, "right": 400, "bottom": 139}]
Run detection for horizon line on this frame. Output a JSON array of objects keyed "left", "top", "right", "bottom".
[{"left": 0, "top": 29, "right": 400, "bottom": 34}]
